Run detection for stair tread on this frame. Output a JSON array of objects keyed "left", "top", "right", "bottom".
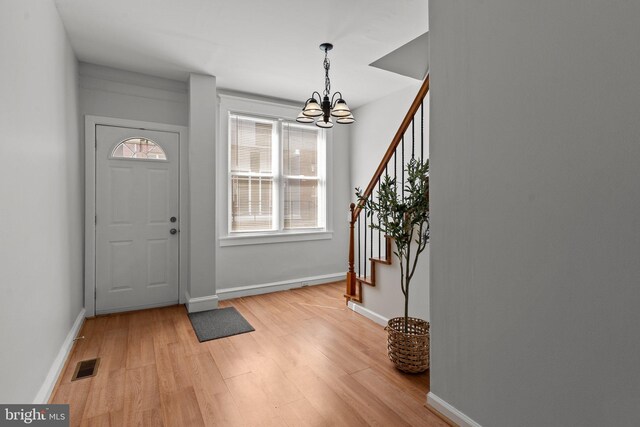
[
  {"left": 369, "top": 257, "right": 391, "bottom": 265},
  {"left": 356, "top": 276, "right": 375, "bottom": 286},
  {"left": 344, "top": 293, "right": 362, "bottom": 303}
]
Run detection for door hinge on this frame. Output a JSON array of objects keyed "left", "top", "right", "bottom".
[{"left": 95, "top": 215, "right": 97, "bottom": 225}]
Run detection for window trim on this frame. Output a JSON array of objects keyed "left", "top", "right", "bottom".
[
  {"left": 218, "top": 230, "right": 333, "bottom": 247},
  {"left": 217, "top": 93, "right": 334, "bottom": 246}
]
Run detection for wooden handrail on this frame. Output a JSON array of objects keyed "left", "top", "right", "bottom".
[
  {"left": 345, "top": 75, "right": 429, "bottom": 304},
  {"left": 351, "top": 75, "right": 430, "bottom": 222}
]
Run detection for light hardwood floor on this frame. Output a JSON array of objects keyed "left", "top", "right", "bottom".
[{"left": 50, "top": 282, "right": 449, "bottom": 426}]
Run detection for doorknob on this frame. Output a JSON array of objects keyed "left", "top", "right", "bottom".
[
  {"left": 170, "top": 216, "right": 177, "bottom": 223},
  {"left": 170, "top": 228, "right": 178, "bottom": 235}
]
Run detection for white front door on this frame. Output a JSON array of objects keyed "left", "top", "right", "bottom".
[{"left": 95, "top": 125, "right": 179, "bottom": 314}]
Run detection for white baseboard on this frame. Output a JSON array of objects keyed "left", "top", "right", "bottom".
[
  {"left": 347, "top": 301, "right": 389, "bottom": 326},
  {"left": 217, "top": 272, "right": 345, "bottom": 301},
  {"left": 185, "top": 291, "right": 219, "bottom": 313},
  {"left": 34, "top": 308, "right": 86, "bottom": 404},
  {"left": 427, "top": 392, "right": 482, "bottom": 427}
]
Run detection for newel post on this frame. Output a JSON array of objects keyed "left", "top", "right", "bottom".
[{"left": 346, "top": 203, "right": 357, "bottom": 303}]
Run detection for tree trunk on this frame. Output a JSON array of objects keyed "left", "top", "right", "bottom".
[
  {"left": 404, "top": 252, "right": 411, "bottom": 333},
  {"left": 404, "top": 282, "right": 410, "bottom": 333}
]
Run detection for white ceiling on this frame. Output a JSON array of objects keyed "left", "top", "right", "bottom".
[{"left": 54, "top": 0, "right": 428, "bottom": 107}]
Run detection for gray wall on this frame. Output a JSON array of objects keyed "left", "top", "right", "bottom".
[
  {"left": 188, "top": 74, "right": 217, "bottom": 301},
  {"left": 0, "top": 0, "right": 82, "bottom": 402},
  {"left": 430, "top": 0, "right": 640, "bottom": 425},
  {"left": 216, "top": 123, "right": 351, "bottom": 291},
  {"left": 349, "top": 83, "right": 430, "bottom": 321},
  {"left": 79, "top": 62, "right": 188, "bottom": 126}
]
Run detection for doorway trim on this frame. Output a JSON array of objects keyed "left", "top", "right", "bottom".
[{"left": 85, "top": 115, "right": 189, "bottom": 317}]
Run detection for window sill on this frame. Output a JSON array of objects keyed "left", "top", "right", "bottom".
[{"left": 219, "top": 230, "right": 333, "bottom": 247}]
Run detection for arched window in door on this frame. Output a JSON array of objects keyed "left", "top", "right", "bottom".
[{"left": 111, "top": 137, "right": 167, "bottom": 160}]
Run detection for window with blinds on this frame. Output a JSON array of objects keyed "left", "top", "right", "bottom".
[
  {"left": 283, "top": 123, "right": 320, "bottom": 229},
  {"left": 230, "top": 115, "right": 276, "bottom": 232},
  {"left": 229, "top": 114, "right": 326, "bottom": 233}
]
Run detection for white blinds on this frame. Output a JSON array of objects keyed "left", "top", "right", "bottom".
[
  {"left": 231, "top": 176, "right": 274, "bottom": 231},
  {"left": 230, "top": 116, "right": 273, "bottom": 174},
  {"left": 282, "top": 123, "right": 320, "bottom": 229},
  {"left": 229, "top": 115, "right": 323, "bottom": 233},
  {"left": 230, "top": 115, "right": 275, "bottom": 231}
]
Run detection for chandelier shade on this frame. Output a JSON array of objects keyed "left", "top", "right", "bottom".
[
  {"left": 316, "top": 118, "right": 334, "bottom": 128},
  {"left": 331, "top": 99, "right": 351, "bottom": 117},
  {"left": 296, "top": 112, "right": 315, "bottom": 123},
  {"left": 296, "top": 43, "right": 355, "bottom": 128},
  {"left": 336, "top": 114, "right": 355, "bottom": 124},
  {"left": 302, "top": 99, "right": 323, "bottom": 117}
]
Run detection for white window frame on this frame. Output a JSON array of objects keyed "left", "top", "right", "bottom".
[
  {"left": 228, "top": 114, "right": 280, "bottom": 232},
  {"left": 217, "top": 93, "right": 333, "bottom": 247}
]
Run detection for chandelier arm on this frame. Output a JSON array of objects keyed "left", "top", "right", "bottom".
[
  {"left": 302, "top": 93, "right": 322, "bottom": 110},
  {"left": 331, "top": 91, "right": 344, "bottom": 107}
]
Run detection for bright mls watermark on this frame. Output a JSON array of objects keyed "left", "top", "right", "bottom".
[{"left": 0, "top": 405, "right": 69, "bottom": 426}]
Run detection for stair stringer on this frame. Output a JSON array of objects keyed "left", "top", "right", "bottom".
[{"left": 350, "top": 235, "right": 393, "bottom": 303}]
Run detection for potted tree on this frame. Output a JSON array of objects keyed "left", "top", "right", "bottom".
[{"left": 356, "top": 157, "right": 430, "bottom": 373}]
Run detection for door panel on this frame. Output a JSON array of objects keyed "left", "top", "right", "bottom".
[
  {"left": 110, "top": 166, "right": 134, "bottom": 224},
  {"left": 147, "top": 239, "right": 170, "bottom": 286},
  {"left": 96, "top": 125, "right": 179, "bottom": 314},
  {"left": 147, "top": 169, "right": 170, "bottom": 224},
  {"left": 110, "top": 240, "right": 135, "bottom": 291}
]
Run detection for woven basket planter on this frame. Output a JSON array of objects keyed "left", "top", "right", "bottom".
[{"left": 385, "top": 317, "right": 430, "bottom": 373}]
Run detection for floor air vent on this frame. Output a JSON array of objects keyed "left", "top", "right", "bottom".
[{"left": 71, "top": 358, "right": 100, "bottom": 381}]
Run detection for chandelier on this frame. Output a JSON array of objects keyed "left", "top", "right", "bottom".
[{"left": 296, "top": 43, "right": 355, "bottom": 128}]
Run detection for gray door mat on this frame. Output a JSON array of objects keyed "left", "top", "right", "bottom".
[{"left": 188, "top": 306, "right": 255, "bottom": 342}]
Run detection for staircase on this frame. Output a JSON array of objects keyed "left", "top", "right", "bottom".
[{"left": 345, "top": 75, "right": 430, "bottom": 303}]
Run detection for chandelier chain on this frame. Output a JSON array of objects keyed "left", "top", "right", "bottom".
[{"left": 323, "top": 49, "right": 331, "bottom": 97}]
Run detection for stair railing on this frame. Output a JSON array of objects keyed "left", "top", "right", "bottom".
[{"left": 346, "top": 75, "right": 430, "bottom": 303}]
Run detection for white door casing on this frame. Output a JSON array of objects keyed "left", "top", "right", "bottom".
[{"left": 95, "top": 125, "right": 179, "bottom": 314}]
